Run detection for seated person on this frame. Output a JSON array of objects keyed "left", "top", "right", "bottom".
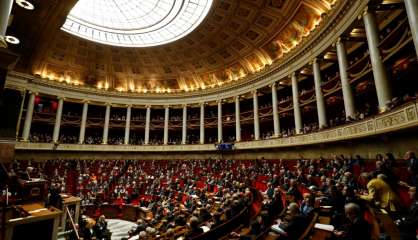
[
  {"left": 395, "top": 186, "right": 418, "bottom": 240},
  {"left": 360, "top": 174, "right": 400, "bottom": 212},
  {"left": 185, "top": 216, "right": 204, "bottom": 239},
  {"left": 273, "top": 202, "right": 308, "bottom": 239},
  {"left": 230, "top": 217, "right": 263, "bottom": 240},
  {"left": 333, "top": 203, "right": 371, "bottom": 240},
  {"left": 300, "top": 193, "right": 315, "bottom": 216}
]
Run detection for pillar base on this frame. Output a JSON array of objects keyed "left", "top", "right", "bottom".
[
  {"left": 378, "top": 105, "right": 389, "bottom": 113},
  {"left": 0, "top": 36, "right": 7, "bottom": 48}
]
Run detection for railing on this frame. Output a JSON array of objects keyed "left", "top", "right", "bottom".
[
  {"left": 193, "top": 208, "right": 249, "bottom": 240},
  {"left": 66, "top": 206, "right": 80, "bottom": 240},
  {"left": 15, "top": 101, "right": 418, "bottom": 152}
]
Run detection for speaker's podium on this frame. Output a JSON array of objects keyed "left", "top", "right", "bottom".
[
  {"left": 4, "top": 203, "right": 62, "bottom": 240},
  {"left": 3, "top": 178, "right": 62, "bottom": 240},
  {"left": 17, "top": 178, "right": 48, "bottom": 202}
]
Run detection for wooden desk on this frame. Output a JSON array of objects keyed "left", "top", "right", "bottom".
[
  {"left": 5, "top": 203, "right": 62, "bottom": 240},
  {"left": 311, "top": 216, "right": 332, "bottom": 240},
  {"left": 60, "top": 194, "right": 81, "bottom": 232}
]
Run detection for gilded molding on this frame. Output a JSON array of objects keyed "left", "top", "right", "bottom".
[{"left": 5, "top": 0, "right": 369, "bottom": 106}]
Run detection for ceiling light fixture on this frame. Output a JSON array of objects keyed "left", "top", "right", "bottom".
[
  {"left": 5, "top": 35, "right": 20, "bottom": 44},
  {"left": 15, "top": 0, "right": 35, "bottom": 10}
]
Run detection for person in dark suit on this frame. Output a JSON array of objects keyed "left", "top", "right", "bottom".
[
  {"left": 405, "top": 151, "right": 418, "bottom": 186},
  {"left": 396, "top": 186, "right": 418, "bottom": 240},
  {"left": 278, "top": 202, "right": 308, "bottom": 239},
  {"left": 47, "top": 183, "right": 62, "bottom": 209},
  {"left": 286, "top": 179, "right": 303, "bottom": 203},
  {"left": 333, "top": 203, "right": 371, "bottom": 240},
  {"left": 94, "top": 215, "right": 109, "bottom": 240},
  {"left": 185, "top": 216, "right": 204, "bottom": 239}
]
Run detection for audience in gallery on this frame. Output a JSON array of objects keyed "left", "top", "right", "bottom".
[
  {"left": 27, "top": 87, "right": 417, "bottom": 146},
  {"left": 60, "top": 133, "right": 78, "bottom": 144},
  {"left": 29, "top": 131, "right": 53, "bottom": 143},
  {"left": 3, "top": 150, "right": 418, "bottom": 240}
]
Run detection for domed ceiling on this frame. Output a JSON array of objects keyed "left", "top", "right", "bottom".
[{"left": 9, "top": 0, "right": 338, "bottom": 94}]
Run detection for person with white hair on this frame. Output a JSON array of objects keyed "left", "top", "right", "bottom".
[
  {"left": 333, "top": 203, "right": 371, "bottom": 239},
  {"left": 274, "top": 202, "right": 308, "bottom": 239}
]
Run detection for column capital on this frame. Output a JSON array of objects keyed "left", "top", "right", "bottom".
[
  {"left": 0, "top": 36, "right": 7, "bottom": 49},
  {"left": 216, "top": 99, "right": 223, "bottom": 104},
  {"left": 28, "top": 91, "right": 38, "bottom": 96},
  {"left": 252, "top": 89, "right": 258, "bottom": 95},
  {"left": 105, "top": 102, "right": 112, "bottom": 106},
  {"left": 270, "top": 82, "right": 277, "bottom": 88},
  {"left": 290, "top": 72, "right": 297, "bottom": 79},
  {"left": 335, "top": 37, "right": 344, "bottom": 46},
  {"left": 182, "top": 104, "right": 187, "bottom": 108},
  {"left": 145, "top": 105, "right": 151, "bottom": 109},
  {"left": 126, "top": 104, "right": 132, "bottom": 108},
  {"left": 361, "top": 6, "right": 372, "bottom": 18},
  {"left": 163, "top": 105, "right": 170, "bottom": 109},
  {"left": 199, "top": 102, "right": 205, "bottom": 107},
  {"left": 57, "top": 96, "right": 65, "bottom": 100},
  {"left": 312, "top": 57, "right": 319, "bottom": 65},
  {"left": 234, "top": 95, "right": 240, "bottom": 101},
  {"left": 82, "top": 99, "right": 90, "bottom": 104},
  {"left": 20, "top": 89, "right": 26, "bottom": 96}
]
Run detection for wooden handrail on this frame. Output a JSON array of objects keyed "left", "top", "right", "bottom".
[
  {"left": 298, "top": 212, "right": 318, "bottom": 240},
  {"left": 66, "top": 206, "right": 80, "bottom": 240},
  {"left": 191, "top": 207, "right": 249, "bottom": 240}
]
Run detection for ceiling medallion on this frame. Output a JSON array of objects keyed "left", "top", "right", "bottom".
[
  {"left": 61, "top": 0, "right": 213, "bottom": 47},
  {"left": 5, "top": 35, "right": 20, "bottom": 45},
  {"left": 15, "top": 0, "right": 35, "bottom": 10}
]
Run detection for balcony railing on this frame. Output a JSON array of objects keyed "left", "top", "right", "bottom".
[{"left": 15, "top": 101, "right": 418, "bottom": 152}]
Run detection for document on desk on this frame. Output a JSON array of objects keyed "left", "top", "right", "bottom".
[
  {"left": 271, "top": 224, "right": 286, "bottom": 234},
  {"left": 314, "top": 223, "right": 334, "bottom": 232}
]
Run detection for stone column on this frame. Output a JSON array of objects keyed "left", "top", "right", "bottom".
[
  {"left": 102, "top": 104, "right": 111, "bottom": 144},
  {"left": 200, "top": 103, "right": 205, "bottom": 144},
  {"left": 144, "top": 106, "right": 151, "bottom": 145},
  {"left": 163, "top": 106, "right": 169, "bottom": 145},
  {"left": 235, "top": 96, "right": 241, "bottom": 142},
  {"left": 22, "top": 92, "right": 36, "bottom": 141},
  {"left": 79, "top": 101, "right": 88, "bottom": 144},
  {"left": 0, "top": 0, "right": 13, "bottom": 48},
  {"left": 336, "top": 39, "right": 356, "bottom": 119},
  {"left": 15, "top": 91, "right": 26, "bottom": 140},
  {"left": 217, "top": 100, "right": 223, "bottom": 142},
  {"left": 182, "top": 105, "right": 187, "bottom": 144},
  {"left": 271, "top": 83, "right": 280, "bottom": 137},
  {"left": 363, "top": 9, "right": 392, "bottom": 111},
  {"left": 312, "top": 58, "right": 328, "bottom": 128},
  {"left": 52, "top": 97, "right": 64, "bottom": 143},
  {"left": 124, "top": 105, "right": 131, "bottom": 144},
  {"left": 253, "top": 90, "right": 260, "bottom": 140},
  {"left": 291, "top": 73, "right": 303, "bottom": 134},
  {"left": 405, "top": 0, "right": 418, "bottom": 57}
]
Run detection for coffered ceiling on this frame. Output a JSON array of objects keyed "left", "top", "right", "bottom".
[{"left": 7, "top": 0, "right": 337, "bottom": 94}]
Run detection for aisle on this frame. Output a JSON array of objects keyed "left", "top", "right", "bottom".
[{"left": 107, "top": 219, "right": 137, "bottom": 240}]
